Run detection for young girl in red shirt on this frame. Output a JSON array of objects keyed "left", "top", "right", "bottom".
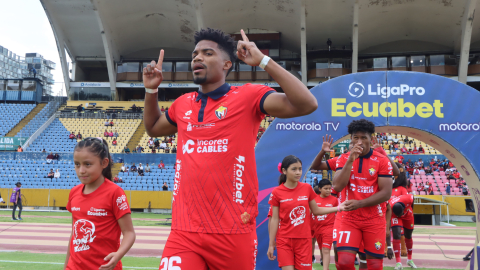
[
  {"left": 64, "top": 137, "right": 136, "bottom": 270},
  {"left": 267, "top": 155, "right": 345, "bottom": 270}
]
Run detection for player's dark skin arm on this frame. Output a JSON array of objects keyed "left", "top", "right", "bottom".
[
  {"left": 386, "top": 203, "right": 394, "bottom": 260},
  {"left": 333, "top": 142, "right": 363, "bottom": 192},
  {"left": 343, "top": 177, "right": 393, "bottom": 210},
  {"left": 237, "top": 30, "right": 318, "bottom": 118},
  {"left": 310, "top": 135, "right": 334, "bottom": 171}
]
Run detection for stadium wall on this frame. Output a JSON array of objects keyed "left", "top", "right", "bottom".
[{"left": 0, "top": 188, "right": 172, "bottom": 209}]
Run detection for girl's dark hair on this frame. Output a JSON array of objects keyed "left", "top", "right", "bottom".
[
  {"left": 75, "top": 138, "right": 113, "bottom": 181},
  {"left": 393, "top": 162, "right": 407, "bottom": 189},
  {"left": 278, "top": 155, "right": 302, "bottom": 185}
]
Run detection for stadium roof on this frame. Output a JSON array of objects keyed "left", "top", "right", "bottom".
[{"left": 41, "top": 0, "right": 480, "bottom": 61}]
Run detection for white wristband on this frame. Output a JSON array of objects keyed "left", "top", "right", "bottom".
[
  {"left": 259, "top": 56, "right": 271, "bottom": 69},
  {"left": 145, "top": 88, "right": 158, "bottom": 94},
  {"left": 388, "top": 246, "right": 393, "bottom": 249}
]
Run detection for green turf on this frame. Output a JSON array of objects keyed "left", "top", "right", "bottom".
[
  {"left": 0, "top": 252, "right": 465, "bottom": 270},
  {"left": 450, "top": 221, "right": 476, "bottom": 227},
  {"left": 0, "top": 211, "right": 171, "bottom": 226}
]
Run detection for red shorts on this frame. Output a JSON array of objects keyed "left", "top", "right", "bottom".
[
  {"left": 337, "top": 218, "right": 386, "bottom": 259},
  {"left": 161, "top": 230, "right": 257, "bottom": 270},
  {"left": 276, "top": 237, "right": 312, "bottom": 270},
  {"left": 392, "top": 212, "right": 415, "bottom": 230},
  {"left": 314, "top": 225, "right": 334, "bottom": 249},
  {"left": 332, "top": 217, "right": 342, "bottom": 244}
]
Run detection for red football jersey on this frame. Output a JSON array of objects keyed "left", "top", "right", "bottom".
[
  {"left": 326, "top": 156, "right": 338, "bottom": 171},
  {"left": 389, "top": 194, "right": 414, "bottom": 218},
  {"left": 311, "top": 195, "right": 338, "bottom": 228},
  {"left": 391, "top": 186, "right": 408, "bottom": 199},
  {"left": 336, "top": 149, "right": 393, "bottom": 223},
  {"left": 267, "top": 205, "right": 272, "bottom": 217},
  {"left": 66, "top": 180, "right": 131, "bottom": 270},
  {"left": 269, "top": 182, "right": 317, "bottom": 238},
  {"left": 166, "top": 83, "right": 275, "bottom": 234}
]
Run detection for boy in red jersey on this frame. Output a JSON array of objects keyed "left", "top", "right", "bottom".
[
  {"left": 268, "top": 155, "right": 345, "bottom": 270},
  {"left": 388, "top": 194, "right": 417, "bottom": 270},
  {"left": 333, "top": 119, "right": 393, "bottom": 270},
  {"left": 311, "top": 179, "right": 338, "bottom": 269},
  {"left": 143, "top": 28, "right": 317, "bottom": 270}
]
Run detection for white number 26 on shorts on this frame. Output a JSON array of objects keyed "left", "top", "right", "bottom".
[{"left": 160, "top": 256, "right": 181, "bottom": 270}]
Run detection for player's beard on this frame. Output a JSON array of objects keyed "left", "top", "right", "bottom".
[{"left": 193, "top": 74, "right": 207, "bottom": 84}]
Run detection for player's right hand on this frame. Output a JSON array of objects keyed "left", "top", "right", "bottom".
[
  {"left": 348, "top": 142, "right": 363, "bottom": 162},
  {"left": 267, "top": 245, "right": 276, "bottom": 260},
  {"left": 322, "top": 134, "right": 334, "bottom": 152},
  {"left": 143, "top": 49, "right": 164, "bottom": 90},
  {"left": 387, "top": 248, "right": 394, "bottom": 259}
]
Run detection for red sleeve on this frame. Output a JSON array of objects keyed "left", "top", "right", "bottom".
[
  {"left": 374, "top": 146, "right": 387, "bottom": 157},
  {"left": 332, "top": 197, "right": 339, "bottom": 207},
  {"left": 267, "top": 205, "right": 272, "bottom": 217},
  {"left": 326, "top": 157, "right": 338, "bottom": 171},
  {"left": 402, "top": 188, "right": 408, "bottom": 196},
  {"left": 66, "top": 189, "right": 73, "bottom": 213},
  {"left": 112, "top": 187, "right": 131, "bottom": 220},
  {"left": 378, "top": 156, "right": 393, "bottom": 177},
  {"left": 165, "top": 99, "right": 179, "bottom": 127},
  {"left": 308, "top": 185, "right": 317, "bottom": 201},
  {"left": 268, "top": 190, "right": 280, "bottom": 207},
  {"left": 246, "top": 84, "right": 276, "bottom": 119},
  {"left": 336, "top": 154, "right": 348, "bottom": 170}
]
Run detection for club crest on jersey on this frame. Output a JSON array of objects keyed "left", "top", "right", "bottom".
[
  {"left": 375, "top": 241, "right": 382, "bottom": 250},
  {"left": 369, "top": 168, "right": 376, "bottom": 176},
  {"left": 241, "top": 212, "right": 251, "bottom": 224},
  {"left": 215, "top": 106, "right": 228, "bottom": 120}
]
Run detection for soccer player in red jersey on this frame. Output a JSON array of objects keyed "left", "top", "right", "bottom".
[
  {"left": 311, "top": 179, "right": 338, "bottom": 270},
  {"left": 392, "top": 163, "right": 408, "bottom": 199},
  {"left": 333, "top": 119, "right": 393, "bottom": 270},
  {"left": 388, "top": 194, "right": 417, "bottom": 270},
  {"left": 143, "top": 28, "right": 318, "bottom": 270},
  {"left": 65, "top": 138, "right": 135, "bottom": 270},
  {"left": 267, "top": 155, "right": 345, "bottom": 270}
]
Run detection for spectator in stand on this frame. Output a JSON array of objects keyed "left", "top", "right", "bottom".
[
  {"left": 53, "top": 153, "right": 60, "bottom": 163},
  {"left": 158, "top": 160, "right": 165, "bottom": 170},
  {"left": 162, "top": 182, "right": 169, "bottom": 191},
  {"left": 418, "top": 145, "right": 425, "bottom": 154},
  {"left": 424, "top": 166, "right": 432, "bottom": 175},
  {"left": 418, "top": 159, "right": 424, "bottom": 167},
  {"left": 428, "top": 182, "right": 434, "bottom": 195},
  {"left": 76, "top": 132, "right": 82, "bottom": 140},
  {"left": 138, "top": 163, "right": 144, "bottom": 176},
  {"left": 110, "top": 120, "right": 114, "bottom": 126},
  {"left": 112, "top": 138, "right": 118, "bottom": 146},
  {"left": 122, "top": 146, "right": 130, "bottom": 154},
  {"left": 108, "top": 130, "right": 114, "bottom": 137},
  {"left": 165, "top": 145, "right": 171, "bottom": 153},
  {"left": 171, "top": 146, "right": 177, "bottom": 154},
  {"left": 413, "top": 167, "right": 420, "bottom": 175},
  {"left": 113, "top": 175, "right": 119, "bottom": 183},
  {"left": 145, "top": 163, "right": 151, "bottom": 173},
  {"left": 445, "top": 182, "right": 451, "bottom": 195},
  {"left": 459, "top": 178, "right": 466, "bottom": 187},
  {"left": 17, "top": 146, "right": 23, "bottom": 152},
  {"left": 47, "top": 169, "right": 54, "bottom": 179},
  {"left": 104, "top": 129, "right": 109, "bottom": 137},
  {"left": 267, "top": 115, "right": 274, "bottom": 123},
  {"left": 412, "top": 148, "right": 419, "bottom": 154},
  {"left": 416, "top": 183, "right": 424, "bottom": 195},
  {"left": 130, "top": 163, "right": 137, "bottom": 172},
  {"left": 406, "top": 159, "right": 413, "bottom": 168},
  {"left": 131, "top": 104, "right": 137, "bottom": 112},
  {"left": 121, "top": 164, "right": 126, "bottom": 172},
  {"left": 407, "top": 179, "right": 413, "bottom": 194},
  {"left": 69, "top": 132, "right": 76, "bottom": 140},
  {"left": 118, "top": 176, "right": 123, "bottom": 183},
  {"left": 387, "top": 133, "right": 393, "bottom": 140},
  {"left": 161, "top": 106, "right": 165, "bottom": 113},
  {"left": 392, "top": 135, "right": 399, "bottom": 143},
  {"left": 151, "top": 148, "right": 156, "bottom": 153},
  {"left": 113, "top": 130, "right": 119, "bottom": 138},
  {"left": 419, "top": 167, "right": 425, "bottom": 175},
  {"left": 42, "top": 149, "right": 46, "bottom": 153},
  {"left": 154, "top": 138, "right": 160, "bottom": 149},
  {"left": 77, "top": 104, "right": 84, "bottom": 113},
  {"left": 453, "top": 170, "right": 461, "bottom": 179},
  {"left": 396, "top": 155, "right": 405, "bottom": 164},
  {"left": 423, "top": 182, "right": 431, "bottom": 195},
  {"left": 46, "top": 152, "right": 54, "bottom": 164},
  {"left": 160, "top": 141, "right": 167, "bottom": 149},
  {"left": 429, "top": 158, "right": 436, "bottom": 166},
  {"left": 312, "top": 177, "right": 318, "bottom": 188},
  {"left": 136, "top": 145, "right": 144, "bottom": 153},
  {"left": 54, "top": 169, "right": 61, "bottom": 179},
  {"left": 104, "top": 120, "right": 111, "bottom": 126},
  {"left": 462, "top": 184, "right": 469, "bottom": 195},
  {"left": 148, "top": 138, "right": 154, "bottom": 149}
]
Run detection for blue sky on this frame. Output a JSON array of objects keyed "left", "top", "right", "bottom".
[{"left": 0, "top": 0, "right": 66, "bottom": 95}]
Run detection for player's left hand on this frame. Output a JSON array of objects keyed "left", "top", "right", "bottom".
[
  {"left": 322, "top": 134, "right": 334, "bottom": 152},
  {"left": 99, "top": 252, "right": 120, "bottom": 270},
  {"left": 387, "top": 248, "right": 394, "bottom": 260},
  {"left": 267, "top": 245, "right": 276, "bottom": 260},
  {"left": 372, "top": 137, "right": 382, "bottom": 149},
  {"left": 343, "top": 199, "right": 363, "bottom": 211},
  {"left": 236, "top": 29, "right": 265, "bottom": 67},
  {"left": 338, "top": 201, "right": 347, "bottom": 212}
]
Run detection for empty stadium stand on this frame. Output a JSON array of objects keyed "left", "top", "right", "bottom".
[
  {"left": 14, "top": 101, "right": 61, "bottom": 139},
  {"left": 0, "top": 103, "right": 35, "bottom": 137}
]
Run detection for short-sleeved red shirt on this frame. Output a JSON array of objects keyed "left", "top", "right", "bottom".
[
  {"left": 66, "top": 180, "right": 131, "bottom": 270},
  {"left": 311, "top": 195, "right": 338, "bottom": 229},
  {"left": 326, "top": 157, "right": 338, "bottom": 171},
  {"left": 269, "top": 182, "right": 317, "bottom": 238},
  {"left": 391, "top": 186, "right": 408, "bottom": 199},
  {"left": 166, "top": 83, "right": 275, "bottom": 234},
  {"left": 336, "top": 149, "right": 393, "bottom": 223},
  {"left": 389, "top": 194, "right": 414, "bottom": 218}
]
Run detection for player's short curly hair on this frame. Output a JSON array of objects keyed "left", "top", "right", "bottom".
[
  {"left": 194, "top": 28, "right": 237, "bottom": 75},
  {"left": 347, "top": 119, "right": 375, "bottom": 136}
]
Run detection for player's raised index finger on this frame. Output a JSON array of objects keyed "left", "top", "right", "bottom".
[
  {"left": 157, "top": 49, "right": 164, "bottom": 68},
  {"left": 240, "top": 29, "right": 249, "bottom": 42}
]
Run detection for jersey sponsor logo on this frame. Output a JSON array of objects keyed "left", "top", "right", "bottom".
[
  {"left": 71, "top": 207, "right": 80, "bottom": 211},
  {"left": 73, "top": 219, "right": 96, "bottom": 252},
  {"left": 234, "top": 155, "right": 245, "bottom": 204},
  {"left": 326, "top": 204, "right": 333, "bottom": 207},
  {"left": 316, "top": 214, "right": 327, "bottom": 221},
  {"left": 173, "top": 159, "right": 181, "bottom": 201},
  {"left": 350, "top": 183, "right": 374, "bottom": 193},
  {"left": 370, "top": 156, "right": 378, "bottom": 161},
  {"left": 354, "top": 176, "right": 367, "bottom": 181},
  {"left": 300, "top": 263, "right": 312, "bottom": 266},
  {"left": 280, "top": 198, "right": 293, "bottom": 203},
  {"left": 369, "top": 168, "right": 376, "bottom": 176},
  {"left": 183, "top": 139, "right": 229, "bottom": 154},
  {"left": 289, "top": 206, "right": 306, "bottom": 227},
  {"left": 187, "top": 122, "right": 192, "bottom": 131},
  {"left": 297, "top": 196, "right": 308, "bottom": 201},
  {"left": 215, "top": 106, "right": 228, "bottom": 120},
  {"left": 88, "top": 207, "right": 108, "bottom": 216},
  {"left": 116, "top": 195, "right": 129, "bottom": 211},
  {"left": 183, "top": 110, "right": 192, "bottom": 119},
  {"left": 187, "top": 122, "right": 216, "bottom": 132}
]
